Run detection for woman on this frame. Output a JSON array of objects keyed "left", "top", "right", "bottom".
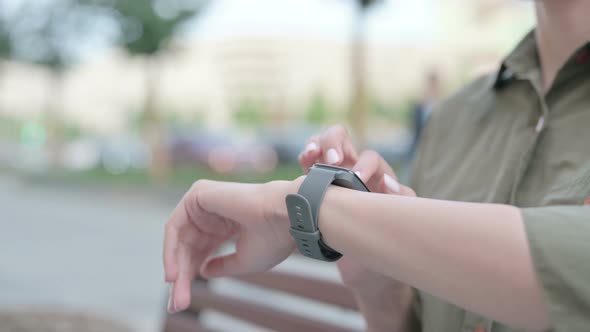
[{"left": 163, "top": 1, "right": 590, "bottom": 331}]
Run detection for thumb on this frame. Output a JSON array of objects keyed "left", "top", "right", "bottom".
[
  {"left": 383, "top": 174, "right": 416, "bottom": 197},
  {"left": 200, "top": 253, "right": 244, "bottom": 278},
  {"left": 399, "top": 185, "right": 416, "bottom": 197},
  {"left": 201, "top": 230, "right": 291, "bottom": 278}
]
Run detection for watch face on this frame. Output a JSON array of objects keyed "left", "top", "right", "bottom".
[
  {"left": 312, "top": 163, "right": 350, "bottom": 172},
  {"left": 312, "top": 163, "right": 369, "bottom": 192}
]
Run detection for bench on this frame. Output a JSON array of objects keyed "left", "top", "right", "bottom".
[{"left": 163, "top": 269, "right": 361, "bottom": 332}]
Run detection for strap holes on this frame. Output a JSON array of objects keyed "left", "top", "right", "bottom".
[
  {"left": 297, "top": 225, "right": 304, "bottom": 230},
  {"left": 302, "top": 243, "right": 309, "bottom": 248}
]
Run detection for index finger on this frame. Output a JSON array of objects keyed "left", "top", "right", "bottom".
[
  {"left": 163, "top": 180, "right": 219, "bottom": 282},
  {"left": 164, "top": 196, "right": 194, "bottom": 282},
  {"left": 163, "top": 221, "right": 179, "bottom": 282},
  {"left": 299, "top": 135, "right": 321, "bottom": 173},
  {"left": 319, "top": 125, "right": 357, "bottom": 168}
]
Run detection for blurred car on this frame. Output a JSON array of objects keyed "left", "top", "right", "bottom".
[
  {"left": 61, "top": 138, "right": 102, "bottom": 171},
  {"left": 262, "top": 125, "right": 412, "bottom": 166},
  {"left": 260, "top": 125, "right": 320, "bottom": 164},
  {"left": 15, "top": 146, "right": 50, "bottom": 173},
  {"left": 99, "top": 135, "right": 150, "bottom": 174},
  {"left": 0, "top": 142, "right": 20, "bottom": 169},
  {"left": 169, "top": 131, "right": 278, "bottom": 174}
]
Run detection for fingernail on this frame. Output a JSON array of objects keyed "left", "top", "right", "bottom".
[
  {"left": 304, "top": 142, "right": 319, "bottom": 154},
  {"left": 384, "top": 174, "right": 400, "bottom": 194},
  {"left": 326, "top": 149, "right": 340, "bottom": 164},
  {"left": 167, "top": 283, "right": 176, "bottom": 314}
]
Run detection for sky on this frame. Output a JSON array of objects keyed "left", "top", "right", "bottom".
[
  {"left": 0, "top": 0, "right": 532, "bottom": 63},
  {"left": 188, "top": 0, "right": 440, "bottom": 44}
]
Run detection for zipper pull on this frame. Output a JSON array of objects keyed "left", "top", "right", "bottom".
[{"left": 535, "top": 115, "right": 545, "bottom": 133}]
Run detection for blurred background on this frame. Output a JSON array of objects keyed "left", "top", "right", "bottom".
[{"left": 0, "top": 0, "right": 533, "bottom": 331}]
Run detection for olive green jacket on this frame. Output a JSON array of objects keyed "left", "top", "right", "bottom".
[{"left": 409, "top": 31, "right": 590, "bottom": 332}]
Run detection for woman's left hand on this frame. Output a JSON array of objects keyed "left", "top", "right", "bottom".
[
  {"left": 163, "top": 179, "right": 299, "bottom": 313},
  {"left": 335, "top": 150, "right": 415, "bottom": 290}
]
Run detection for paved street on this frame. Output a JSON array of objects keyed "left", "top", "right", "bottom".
[
  {"left": 0, "top": 174, "right": 177, "bottom": 332},
  {"left": 0, "top": 174, "right": 363, "bottom": 332}
]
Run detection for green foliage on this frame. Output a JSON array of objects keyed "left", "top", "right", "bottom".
[
  {"left": 125, "top": 111, "right": 140, "bottom": 132},
  {"left": 370, "top": 100, "right": 412, "bottom": 124},
  {"left": 166, "top": 111, "right": 205, "bottom": 127},
  {"left": 0, "top": 20, "right": 11, "bottom": 60},
  {"left": 19, "top": 121, "right": 46, "bottom": 147},
  {"left": 1, "top": 0, "right": 202, "bottom": 68},
  {"left": 190, "top": 111, "right": 205, "bottom": 126},
  {"left": 233, "top": 100, "right": 266, "bottom": 128},
  {"left": 44, "top": 164, "right": 304, "bottom": 188},
  {"left": 86, "top": 0, "right": 201, "bottom": 56},
  {"left": 305, "top": 93, "right": 329, "bottom": 124},
  {"left": 0, "top": 116, "right": 22, "bottom": 139},
  {"left": 63, "top": 123, "right": 85, "bottom": 140},
  {"left": 2, "top": 1, "right": 77, "bottom": 70},
  {"left": 358, "top": 0, "right": 380, "bottom": 8}
]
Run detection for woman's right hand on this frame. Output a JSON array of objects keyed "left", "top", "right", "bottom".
[
  {"left": 299, "top": 126, "right": 418, "bottom": 330},
  {"left": 298, "top": 124, "right": 414, "bottom": 195},
  {"left": 299, "top": 125, "right": 359, "bottom": 171}
]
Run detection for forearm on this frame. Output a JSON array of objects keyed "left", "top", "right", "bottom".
[
  {"left": 318, "top": 187, "right": 549, "bottom": 331},
  {"left": 353, "top": 285, "right": 418, "bottom": 332}
]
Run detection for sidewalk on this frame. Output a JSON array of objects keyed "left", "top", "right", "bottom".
[
  {"left": 0, "top": 310, "right": 132, "bottom": 332},
  {"left": 0, "top": 174, "right": 364, "bottom": 332},
  {"left": 0, "top": 174, "right": 171, "bottom": 332}
]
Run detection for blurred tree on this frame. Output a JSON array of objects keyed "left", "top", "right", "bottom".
[
  {"left": 2, "top": 1, "right": 80, "bottom": 168},
  {"left": 350, "top": 0, "right": 380, "bottom": 149},
  {"left": 85, "top": 0, "right": 203, "bottom": 181},
  {"left": 234, "top": 99, "right": 266, "bottom": 128},
  {"left": 371, "top": 99, "right": 412, "bottom": 123},
  {"left": 306, "top": 93, "right": 328, "bottom": 125},
  {"left": 0, "top": 16, "right": 11, "bottom": 60},
  {"left": 0, "top": 6, "right": 14, "bottom": 132},
  {"left": 0, "top": 18, "right": 10, "bottom": 133}
]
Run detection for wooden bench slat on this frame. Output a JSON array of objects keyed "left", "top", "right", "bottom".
[
  {"left": 164, "top": 313, "right": 217, "bottom": 332},
  {"left": 232, "top": 271, "right": 358, "bottom": 310},
  {"left": 190, "top": 283, "right": 358, "bottom": 332}
]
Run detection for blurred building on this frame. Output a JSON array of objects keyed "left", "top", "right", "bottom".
[{"left": 0, "top": 0, "right": 534, "bottom": 135}]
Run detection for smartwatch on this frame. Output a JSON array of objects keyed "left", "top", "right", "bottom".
[{"left": 285, "top": 163, "right": 369, "bottom": 261}]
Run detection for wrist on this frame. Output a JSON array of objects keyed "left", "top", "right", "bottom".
[
  {"left": 317, "top": 185, "right": 351, "bottom": 252},
  {"left": 267, "top": 176, "right": 306, "bottom": 224},
  {"left": 351, "top": 282, "right": 413, "bottom": 308},
  {"left": 353, "top": 285, "right": 417, "bottom": 332}
]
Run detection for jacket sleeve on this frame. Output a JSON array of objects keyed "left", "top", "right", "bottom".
[{"left": 521, "top": 205, "right": 590, "bottom": 331}]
